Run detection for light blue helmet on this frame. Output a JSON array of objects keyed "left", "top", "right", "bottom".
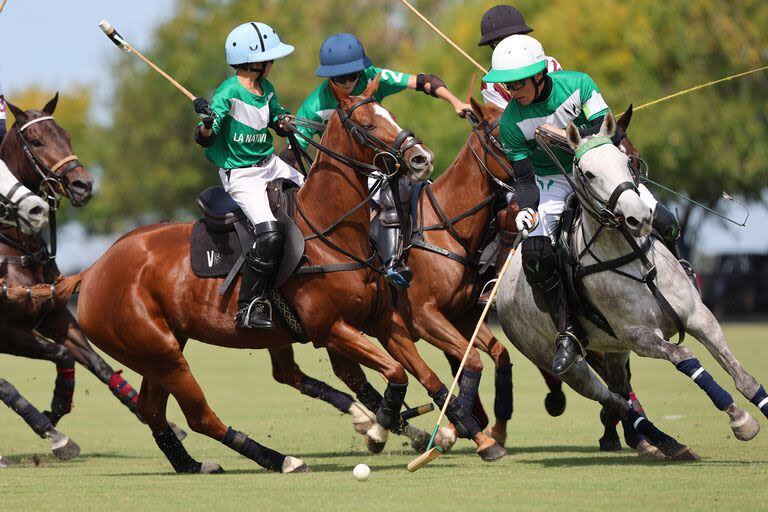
[
  {"left": 225, "top": 22, "right": 294, "bottom": 66},
  {"left": 315, "top": 33, "right": 373, "bottom": 77}
]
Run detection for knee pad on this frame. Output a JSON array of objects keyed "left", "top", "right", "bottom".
[
  {"left": 652, "top": 203, "right": 680, "bottom": 247},
  {"left": 521, "top": 236, "right": 559, "bottom": 290},
  {"left": 249, "top": 222, "right": 284, "bottom": 266},
  {"left": 379, "top": 185, "right": 399, "bottom": 226}
]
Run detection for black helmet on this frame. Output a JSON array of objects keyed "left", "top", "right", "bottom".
[{"left": 478, "top": 5, "right": 533, "bottom": 46}]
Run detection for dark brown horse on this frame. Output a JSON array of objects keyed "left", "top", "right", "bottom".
[
  {"left": 0, "top": 95, "right": 148, "bottom": 429},
  {"left": 17, "top": 78, "right": 503, "bottom": 474}
]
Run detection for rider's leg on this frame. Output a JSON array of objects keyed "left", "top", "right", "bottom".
[
  {"left": 237, "top": 222, "right": 283, "bottom": 329},
  {"left": 377, "top": 180, "right": 413, "bottom": 289}
]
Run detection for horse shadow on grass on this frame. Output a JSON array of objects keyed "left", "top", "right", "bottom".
[{"left": 1, "top": 450, "right": 141, "bottom": 467}]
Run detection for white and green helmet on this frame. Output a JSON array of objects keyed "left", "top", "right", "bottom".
[{"left": 483, "top": 35, "right": 547, "bottom": 83}]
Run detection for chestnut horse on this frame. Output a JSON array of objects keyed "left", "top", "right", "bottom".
[
  {"left": 19, "top": 78, "right": 504, "bottom": 474},
  {"left": 0, "top": 95, "right": 150, "bottom": 428}
]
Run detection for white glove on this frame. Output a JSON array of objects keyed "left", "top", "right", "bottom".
[{"left": 515, "top": 207, "right": 539, "bottom": 236}]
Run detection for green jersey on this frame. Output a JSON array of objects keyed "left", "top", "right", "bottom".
[
  {"left": 499, "top": 71, "right": 609, "bottom": 176},
  {"left": 294, "top": 66, "right": 411, "bottom": 150},
  {"left": 202, "top": 75, "right": 290, "bottom": 170}
]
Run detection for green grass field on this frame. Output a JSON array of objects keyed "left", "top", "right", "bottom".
[{"left": 2, "top": 323, "right": 767, "bottom": 511}]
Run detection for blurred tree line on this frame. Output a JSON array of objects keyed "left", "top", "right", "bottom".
[{"left": 7, "top": 0, "right": 768, "bottom": 252}]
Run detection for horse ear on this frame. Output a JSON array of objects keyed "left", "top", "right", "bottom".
[
  {"left": 469, "top": 96, "right": 485, "bottom": 119},
  {"left": 599, "top": 111, "right": 616, "bottom": 138},
  {"left": 566, "top": 122, "right": 581, "bottom": 149},
  {"left": 329, "top": 80, "right": 352, "bottom": 109},
  {"left": 361, "top": 74, "right": 380, "bottom": 98},
  {"left": 5, "top": 100, "right": 26, "bottom": 123},
  {"left": 617, "top": 104, "right": 633, "bottom": 132},
  {"left": 42, "top": 93, "right": 59, "bottom": 115}
]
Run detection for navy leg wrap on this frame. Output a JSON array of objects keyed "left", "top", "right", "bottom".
[
  {"left": 50, "top": 366, "right": 76, "bottom": 424},
  {"left": 457, "top": 369, "right": 482, "bottom": 413},
  {"left": 299, "top": 376, "right": 355, "bottom": 413},
  {"left": 355, "top": 382, "right": 383, "bottom": 413},
  {"left": 430, "top": 385, "right": 480, "bottom": 439},
  {"left": 676, "top": 358, "right": 733, "bottom": 410},
  {"left": 0, "top": 379, "right": 52, "bottom": 437},
  {"left": 494, "top": 366, "right": 513, "bottom": 421},
  {"left": 624, "top": 409, "right": 676, "bottom": 447},
  {"left": 750, "top": 385, "right": 768, "bottom": 418},
  {"left": 222, "top": 427, "right": 284, "bottom": 472},
  {"left": 154, "top": 427, "right": 201, "bottom": 473},
  {"left": 376, "top": 382, "right": 408, "bottom": 430}
]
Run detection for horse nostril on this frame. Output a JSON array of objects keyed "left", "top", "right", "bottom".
[
  {"left": 71, "top": 180, "right": 92, "bottom": 193},
  {"left": 409, "top": 154, "right": 429, "bottom": 167},
  {"left": 29, "top": 206, "right": 45, "bottom": 216},
  {"left": 626, "top": 216, "right": 640, "bottom": 227}
]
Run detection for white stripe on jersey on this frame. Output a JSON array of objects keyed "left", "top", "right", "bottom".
[
  {"left": 228, "top": 96, "right": 272, "bottom": 131},
  {"left": 514, "top": 90, "right": 581, "bottom": 140}
]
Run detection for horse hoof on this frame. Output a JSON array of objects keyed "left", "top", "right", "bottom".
[
  {"left": 483, "top": 427, "right": 507, "bottom": 448},
  {"left": 544, "top": 391, "right": 566, "bottom": 417},
  {"left": 731, "top": 412, "right": 760, "bottom": 441},
  {"left": 199, "top": 462, "right": 224, "bottom": 474},
  {"left": 0, "top": 456, "right": 12, "bottom": 468},
  {"left": 636, "top": 439, "right": 665, "bottom": 459},
  {"left": 599, "top": 430, "right": 622, "bottom": 452},
  {"left": 52, "top": 438, "right": 80, "bottom": 460},
  {"left": 168, "top": 422, "right": 188, "bottom": 441},
  {"left": 670, "top": 446, "right": 700, "bottom": 462},
  {"left": 477, "top": 441, "right": 506, "bottom": 462},
  {"left": 434, "top": 426, "right": 457, "bottom": 453},
  {"left": 406, "top": 427, "right": 431, "bottom": 453},
  {"left": 364, "top": 423, "right": 388, "bottom": 453},
  {"left": 282, "top": 456, "right": 310, "bottom": 473}
]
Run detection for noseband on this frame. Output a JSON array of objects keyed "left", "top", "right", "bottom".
[{"left": 15, "top": 115, "right": 82, "bottom": 200}]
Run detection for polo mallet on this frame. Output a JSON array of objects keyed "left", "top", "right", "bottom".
[
  {"left": 0, "top": 0, "right": 8, "bottom": 15},
  {"left": 98, "top": 20, "right": 196, "bottom": 102},
  {"left": 407, "top": 230, "right": 524, "bottom": 472}
]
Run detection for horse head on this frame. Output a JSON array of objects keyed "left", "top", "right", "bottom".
[
  {"left": 3, "top": 94, "right": 94, "bottom": 206},
  {"left": 0, "top": 160, "right": 50, "bottom": 234},
  {"left": 329, "top": 75, "right": 434, "bottom": 182},
  {"left": 466, "top": 96, "right": 514, "bottom": 184},
  {"left": 566, "top": 112, "right": 652, "bottom": 237}
]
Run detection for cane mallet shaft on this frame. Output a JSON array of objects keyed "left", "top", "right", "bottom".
[
  {"left": 407, "top": 231, "right": 524, "bottom": 472},
  {"left": 0, "top": 0, "right": 8, "bottom": 15},
  {"left": 397, "top": 0, "right": 488, "bottom": 75},
  {"left": 99, "top": 20, "right": 196, "bottom": 101}
]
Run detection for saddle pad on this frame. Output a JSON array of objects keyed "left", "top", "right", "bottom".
[{"left": 190, "top": 220, "right": 241, "bottom": 278}]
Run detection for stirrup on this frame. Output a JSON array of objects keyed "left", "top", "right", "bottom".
[
  {"left": 384, "top": 268, "right": 410, "bottom": 290},
  {"left": 236, "top": 298, "right": 274, "bottom": 329}
]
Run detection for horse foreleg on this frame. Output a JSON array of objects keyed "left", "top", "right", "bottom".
[
  {"left": 0, "top": 327, "right": 76, "bottom": 425},
  {"left": 268, "top": 345, "right": 355, "bottom": 413},
  {"left": 686, "top": 303, "right": 768, "bottom": 424},
  {"left": 375, "top": 308, "right": 504, "bottom": 462},
  {"left": 626, "top": 325, "right": 759, "bottom": 442}
]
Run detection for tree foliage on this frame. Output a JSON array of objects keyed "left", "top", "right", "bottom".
[{"left": 14, "top": 0, "right": 766, "bottom": 250}]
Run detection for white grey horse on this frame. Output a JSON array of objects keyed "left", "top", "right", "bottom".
[
  {"left": 497, "top": 113, "right": 767, "bottom": 460},
  {"left": 0, "top": 158, "right": 49, "bottom": 233}
]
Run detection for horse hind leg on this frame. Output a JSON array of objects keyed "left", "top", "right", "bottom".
[
  {"left": 558, "top": 358, "right": 697, "bottom": 461},
  {"left": 627, "top": 324, "right": 759, "bottom": 442},
  {"left": 686, "top": 304, "right": 767, "bottom": 435}
]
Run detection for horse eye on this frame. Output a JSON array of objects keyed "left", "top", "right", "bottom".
[
  {"left": 30, "top": 139, "right": 44, "bottom": 147},
  {"left": 584, "top": 171, "right": 596, "bottom": 180}
]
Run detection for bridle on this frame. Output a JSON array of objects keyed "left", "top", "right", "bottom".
[
  {"left": 14, "top": 115, "right": 82, "bottom": 201},
  {"left": 462, "top": 109, "right": 516, "bottom": 191},
  {"left": 0, "top": 182, "right": 39, "bottom": 234}
]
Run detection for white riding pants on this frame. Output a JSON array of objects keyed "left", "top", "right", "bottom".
[{"left": 219, "top": 155, "right": 304, "bottom": 225}]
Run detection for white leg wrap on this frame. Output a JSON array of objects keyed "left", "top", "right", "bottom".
[{"left": 348, "top": 402, "right": 376, "bottom": 435}]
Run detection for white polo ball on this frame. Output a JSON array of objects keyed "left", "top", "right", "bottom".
[{"left": 352, "top": 463, "right": 371, "bottom": 481}]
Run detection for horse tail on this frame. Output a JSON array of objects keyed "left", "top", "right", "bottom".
[{"left": 1, "top": 272, "right": 86, "bottom": 313}]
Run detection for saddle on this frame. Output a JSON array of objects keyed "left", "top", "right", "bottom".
[
  {"left": 189, "top": 178, "right": 309, "bottom": 343},
  {"left": 557, "top": 194, "right": 617, "bottom": 338}
]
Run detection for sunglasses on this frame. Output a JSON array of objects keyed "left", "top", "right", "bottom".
[
  {"left": 504, "top": 78, "right": 529, "bottom": 91},
  {"left": 331, "top": 72, "right": 361, "bottom": 85}
]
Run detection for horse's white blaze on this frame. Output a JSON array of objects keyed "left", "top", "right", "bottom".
[
  {"left": 373, "top": 103, "right": 404, "bottom": 133},
  {"left": 0, "top": 159, "right": 50, "bottom": 233}
]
